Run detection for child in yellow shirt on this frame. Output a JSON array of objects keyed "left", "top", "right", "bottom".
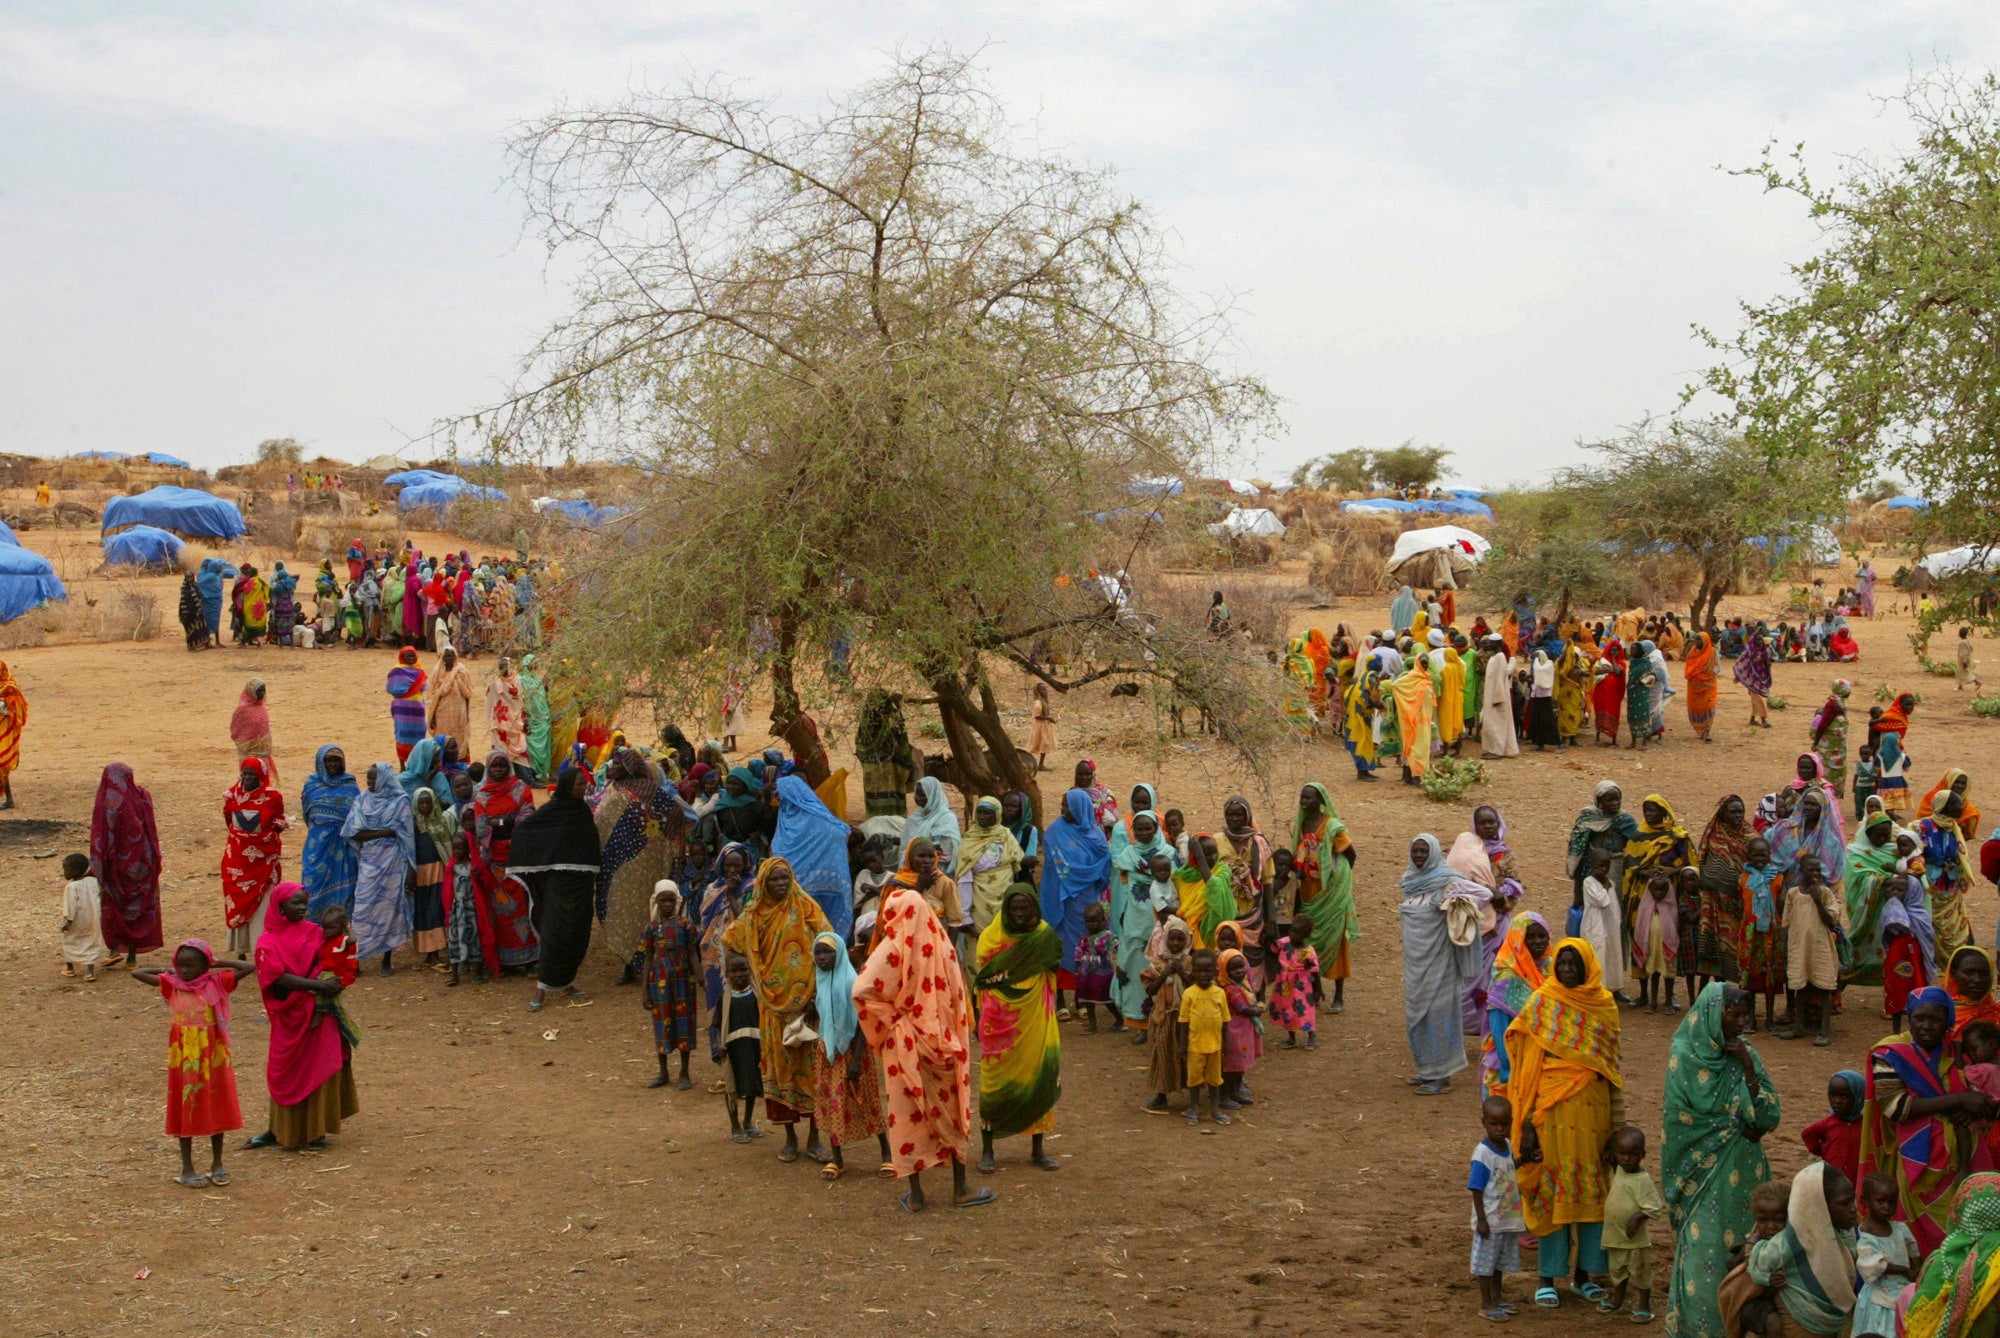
[{"left": 1178, "top": 949, "right": 1230, "bottom": 1125}]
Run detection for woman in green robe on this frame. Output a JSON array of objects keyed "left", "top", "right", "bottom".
[
  {"left": 518, "top": 653, "right": 553, "bottom": 783},
  {"left": 1291, "top": 782, "right": 1358, "bottom": 1006},
  {"left": 1662, "top": 982, "right": 1782, "bottom": 1338}
]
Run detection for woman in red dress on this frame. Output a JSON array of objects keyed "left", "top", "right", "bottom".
[{"left": 221, "top": 757, "right": 287, "bottom": 957}]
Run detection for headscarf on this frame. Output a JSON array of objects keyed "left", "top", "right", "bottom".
[
  {"left": 712, "top": 765, "right": 762, "bottom": 811},
  {"left": 901, "top": 775, "right": 960, "bottom": 863},
  {"left": 229, "top": 679, "right": 270, "bottom": 744},
  {"left": 1831, "top": 1069, "right": 1865, "bottom": 1123},
  {"left": 1661, "top": 983, "right": 1775, "bottom": 1221},
  {"left": 1400, "top": 833, "right": 1467, "bottom": 902},
  {"left": 254, "top": 882, "right": 344, "bottom": 1108},
  {"left": 396, "top": 736, "right": 444, "bottom": 802},
  {"left": 1699, "top": 793, "right": 1752, "bottom": 865},
  {"left": 342, "top": 762, "right": 416, "bottom": 867},
  {"left": 1389, "top": 584, "right": 1419, "bottom": 633},
  {"left": 1002, "top": 789, "right": 1039, "bottom": 859},
  {"left": 1506, "top": 937, "right": 1622, "bottom": 1088},
  {"left": 1906, "top": 1171, "right": 2000, "bottom": 1338},
  {"left": 159, "top": 938, "right": 235, "bottom": 1039},
  {"left": 1734, "top": 628, "right": 1773, "bottom": 696},
  {"left": 1768, "top": 789, "right": 1846, "bottom": 887},
  {"left": 1148, "top": 913, "right": 1191, "bottom": 960},
  {"left": 412, "top": 786, "right": 457, "bottom": 852},
  {"left": 851, "top": 883, "right": 972, "bottom": 1157},
  {"left": 811, "top": 930, "right": 860, "bottom": 1060},
  {"left": 1445, "top": 830, "right": 1498, "bottom": 891},
  {"left": 1040, "top": 788, "right": 1112, "bottom": 967},
  {"left": 1293, "top": 781, "right": 1357, "bottom": 963},
  {"left": 1110, "top": 809, "right": 1173, "bottom": 879},
  {"left": 506, "top": 768, "right": 602, "bottom": 875},
  {"left": 1566, "top": 781, "right": 1639, "bottom": 877},
  {"left": 1919, "top": 769, "right": 1981, "bottom": 835},
  {"left": 1777, "top": 1161, "right": 1858, "bottom": 1315},
  {"left": 771, "top": 773, "right": 854, "bottom": 939},
  {"left": 1488, "top": 911, "right": 1549, "bottom": 1019}
]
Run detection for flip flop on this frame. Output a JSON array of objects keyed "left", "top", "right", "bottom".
[
  {"left": 1480, "top": 1310, "right": 1510, "bottom": 1323},
  {"left": 821, "top": 1163, "right": 846, "bottom": 1181},
  {"left": 1630, "top": 1311, "right": 1654, "bottom": 1324},
  {"left": 206, "top": 1168, "right": 231, "bottom": 1186},
  {"left": 1573, "top": 1282, "right": 1609, "bottom": 1303},
  {"left": 777, "top": 1147, "right": 799, "bottom": 1163},
  {"left": 177, "top": 1172, "right": 210, "bottom": 1189},
  {"left": 876, "top": 1163, "right": 897, "bottom": 1180},
  {"left": 953, "top": 1188, "right": 998, "bottom": 1208},
  {"left": 1534, "top": 1287, "right": 1560, "bottom": 1309},
  {"left": 897, "top": 1189, "right": 924, "bottom": 1214}
]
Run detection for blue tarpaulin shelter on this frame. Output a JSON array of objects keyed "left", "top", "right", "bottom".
[
  {"left": 0, "top": 519, "right": 19, "bottom": 546},
  {"left": 102, "top": 486, "right": 246, "bottom": 539},
  {"left": 382, "top": 469, "right": 461, "bottom": 490},
  {"left": 71, "top": 450, "right": 129, "bottom": 461},
  {"left": 103, "top": 525, "right": 185, "bottom": 568},
  {"left": 537, "top": 499, "right": 631, "bottom": 527},
  {"left": 1885, "top": 495, "right": 1931, "bottom": 511},
  {"left": 1341, "top": 496, "right": 1495, "bottom": 519},
  {"left": 0, "top": 546, "right": 65, "bottom": 622},
  {"left": 138, "top": 451, "right": 193, "bottom": 468},
  {"left": 398, "top": 476, "right": 509, "bottom": 512}
]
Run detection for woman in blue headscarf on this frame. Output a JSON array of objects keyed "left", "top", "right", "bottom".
[
  {"left": 1390, "top": 585, "right": 1419, "bottom": 635},
  {"left": 195, "top": 557, "right": 235, "bottom": 643},
  {"left": 342, "top": 761, "right": 415, "bottom": 973},
  {"left": 1110, "top": 809, "right": 1174, "bottom": 1029},
  {"left": 396, "top": 736, "right": 453, "bottom": 810},
  {"left": 901, "top": 775, "right": 962, "bottom": 871},
  {"left": 773, "top": 774, "right": 855, "bottom": 939},
  {"left": 700, "top": 765, "right": 773, "bottom": 859},
  {"left": 1039, "top": 788, "right": 1111, "bottom": 1012},
  {"left": 300, "top": 745, "right": 360, "bottom": 919}
]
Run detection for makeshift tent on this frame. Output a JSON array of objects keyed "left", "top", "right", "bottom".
[
  {"left": 0, "top": 519, "right": 18, "bottom": 547},
  {"left": 1444, "top": 487, "right": 1490, "bottom": 500},
  {"left": 532, "top": 497, "right": 632, "bottom": 528},
  {"left": 1920, "top": 545, "right": 2000, "bottom": 579},
  {"left": 103, "top": 525, "right": 185, "bottom": 568},
  {"left": 382, "top": 469, "right": 462, "bottom": 490},
  {"left": 0, "top": 546, "right": 66, "bottom": 622},
  {"left": 101, "top": 486, "right": 246, "bottom": 539},
  {"left": 1225, "top": 479, "right": 1260, "bottom": 497},
  {"left": 1341, "top": 496, "right": 1495, "bottom": 519},
  {"left": 1387, "top": 524, "right": 1490, "bottom": 588},
  {"left": 1885, "top": 496, "right": 1931, "bottom": 511},
  {"left": 1207, "top": 507, "right": 1286, "bottom": 540},
  {"left": 138, "top": 451, "right": 193, "bottom": 468},
  {"left": 397, "top": 476, "right": 509, "bottom": 513},
  {"left": 363, "top": 455, "right": 409, "bottom": 471},
  {"left": 1125, "top": 477, "right": 1184, "bottom": 499},
  {"left": 71, "top": 450, "right": 129, "bottom": 461}
]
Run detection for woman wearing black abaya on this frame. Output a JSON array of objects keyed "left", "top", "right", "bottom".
[{"left": 511, "top": 765, "right": 603, "bottom": 1011}]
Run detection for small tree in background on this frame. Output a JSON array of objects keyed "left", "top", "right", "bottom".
[
  {"left": 255, "top": 437, "right": 305, "bottom": 466},
  {"left": 1290, "top": 448, "right": 1374, "bottom": 493},
  {"left": 1370, "top": 440, "right": 1452, "bottom": 491},
  {"left": 1480, "top": 488, "right": 1622, "bottom": 628}
]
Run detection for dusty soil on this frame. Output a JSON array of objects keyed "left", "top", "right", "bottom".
[{"left": 0, "top": 523, "right": 1989, "bottom": 1337}]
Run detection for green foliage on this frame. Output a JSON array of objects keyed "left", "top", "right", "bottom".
[
  {"left": 1420, "top": 755, "right": 1486, "bottom": 803},
  {"left": 1969, "top": 695, "right": 2000, "bottom": 718},
  {"left": 255, "top": 437, "right": 305, "bottom": 465},
  {"left": 1288, "top": 440, "right": 1450, "bottom": 493},
  {"left": 1558, "top": 419, "right": 1843, "bottom": 630},
  {"left": 1482, "top": 489, "right": 1623, "bottom": 624},
  {"left": 464, "top": 48, "right": 1283, "bottom": 793},
  {"left": 1696, "top": 70, "right": 2000, "bottom": 586},
  {"left": 1857, "top": 478, "right": 1902, "bottom": 505}
]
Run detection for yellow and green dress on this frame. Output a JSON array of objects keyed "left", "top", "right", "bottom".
[{"left": 973, "top": 894, "right": 1062, "bottom": 1138}]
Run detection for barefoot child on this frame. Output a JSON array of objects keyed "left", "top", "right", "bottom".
[
  {"left": 1779, "top": 852, "right": 1844, "bottom": 1046},
  {"left": 1631, "top": 870, "right": 1680, "bottom": 1013},
  {"left": 1268, "top": 913, "right": 1320, "bottom": 1049},
  {"left": 1140, "top": 919, "right": 1191, "bottom": 1113},
  {"left": 58, "top": 852, "right": 104, "bottom": 981},
  {"left": 810, "top": 931, "right": 891, "bottom": 1180},
  {"left": 715, "top": 952, "right": 763, "bottom": 1142},
  {"left": 1851, "top": 1172, "right": 1919, "bottom": 1338},
  {"left": 641, "top": 882, "right": 698, "bottom": 1090},
  {"left": 1178, "top": 949, "right": 1229, "bottom": 1125},
  {"left": 1739, "top": 836, "right": 1788, "bottom": 1031},
  {"left": 133, "top": 940, "right": 255, "bottom": 1187},
  {"left": 1469, "top": 1095, "right": 1525, "bottom": 1322},
  {"left": 1072, "top": 902, "right": 1117, "bottom": 1033},
  {"left": 1599, "top": 1126, "right": 1664, "bottom": 1321},
  {"left": 1217, "top": 949, "right": 1263, "bottom": 1110}
]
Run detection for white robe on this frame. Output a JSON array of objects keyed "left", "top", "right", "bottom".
[
  {"left": 1480, "top": 654, "right": 1519, "bottom": 757},
  {"left": 1580, "top": 874, "right": 1626, "bottom": 992}
]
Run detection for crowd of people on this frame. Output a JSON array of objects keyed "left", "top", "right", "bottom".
[
  {"left": 1282, "top": 585, "right": 1885, "bottom": 786},
  {"left": 176, "top": 541, "right": 548, "bottom": 658}
]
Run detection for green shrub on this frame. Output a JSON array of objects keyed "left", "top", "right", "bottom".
[{"left": 1420, "top": 755, "right": 1487, "bottom": 803}]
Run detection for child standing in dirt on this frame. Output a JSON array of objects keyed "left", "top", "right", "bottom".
[
  {"left": 58, "top": 852, "right": 104, "bottom": 981},
  {"left": 1073, "top": 902, "right": 1117, "bottom": 1032},
  {"left": 133, "top": 940, "right": 254, "bottom": 1187},
  {"left": 1599, "top": 1127, "right": 1664, "bottom": 1321},
  {"left": 1469, "top": 1095, "right": 1526, "bottom": 1322},
  {"left": 716, "top": 952, "right": 764, "bottom": 1142},
  {"left": 1178, "top": 950, "right": 1229, "bottom": 1125},
  {"left": 1141, "top": 920, "right": 1191, "bottom": 1113},
  {"left": 640, "top": 882, "right": 698, "bottom": 1090}
]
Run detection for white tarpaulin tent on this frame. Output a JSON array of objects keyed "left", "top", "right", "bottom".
[
  {"left": 1226, "top": 478, "right": 1260, "bottom": 497},
  {"left": 1920, "top": 545, "right": 2000, "bottom": 579},
  {"left": 1207, "top": 507, "right": 1286, "bottom": 540},
  {"left": 1387, "top": 525, "right": 1491, "bottom": 588}
]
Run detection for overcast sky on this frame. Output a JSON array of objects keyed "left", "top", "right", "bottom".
[{"left": 1, "top": 2, "right": 1992, "bottom": 484}]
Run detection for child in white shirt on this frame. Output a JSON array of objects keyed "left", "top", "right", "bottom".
[{"left": 59, "top": 853, "right": 105, "bottom": 981}]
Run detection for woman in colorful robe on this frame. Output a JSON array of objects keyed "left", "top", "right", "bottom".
[
  {"left": 1682, "top": 630, "right": 1718, "bottom": 740},
  {"left": 974, "top": 885, "right": 1062, "bottom": 1173},
  {"left": 300, "top": 745, "right": 360, "bottom": 919},
  {"left": 92, "top": 762, "right": 163, "bottom": 965},
  {"left": 221, "top": 757, "right": 287, "bottom": 958},
  {"left": 1863, "top": 986, "right": 1995, "bottom": 1253}
]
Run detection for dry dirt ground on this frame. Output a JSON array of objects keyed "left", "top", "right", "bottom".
[{"left": 0, "top": 524, "right": 1991, "bottom": 1337}]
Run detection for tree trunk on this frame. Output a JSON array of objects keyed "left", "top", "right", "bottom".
[
  {"left": 927, "top": 662, "right": 1044, "bottom": 830},
  {"left": 767, "top": 610, "right": 832, "bottom": 788}
]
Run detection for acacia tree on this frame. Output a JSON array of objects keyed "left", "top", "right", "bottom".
[
  {"left": 463, "top": 49, "right": 1278, "bottom": 811},
  {"left": 1480, "top": 489, "right": 1622, "bottom": 628},
  {"left": 1562, "top": 420, "right": 1842, "bottom": 631},
  {"left": 1370, "top": 440, "right": 1452, "bottom": 491},
  {"left": 1697, "top": 70, "right": 2000, "bottom": 603}
]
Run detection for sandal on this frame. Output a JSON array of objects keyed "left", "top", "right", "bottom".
[
  {"left": 177, "top": 1172, "right": 210, "bottom": 1189},
  {"left": 777, "top": 1146, "right": 799, "bottom": 1163},
  {"left": 1630, "top": 1311, "right": 1654, "bottom": 1324},
  {"left": 60, "top": 964, "right": 75, "bottom": 979},
  {"left": 953, "top": 1187, "right": 998, "bottom": 1208},
  {"left": 1534, "top": 1287, "right": 1560, "bottom": 1309},
  {"left": 1480, "top": 1309, "right": 1511, "bottom": 1323},
  {"left": 876, "top": 1163, "right": 897, "bottom": 1180},
  {"left": 821, "top": 1163, "right": 846, "bottom": 1182},
  {"left": 1573, "top": 1281, "right": 1609, "bottom": 1303},
  {"left": 897, "top": 1189, "right": 923, "bottom": 1214},
  {"left": 206, "top": 1168, "right": 231, "bottom": 1186}
]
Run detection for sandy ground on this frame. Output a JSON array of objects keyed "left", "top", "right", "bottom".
[{"left": 0, "top": 524, "right": 1991, "bottom": 1337}]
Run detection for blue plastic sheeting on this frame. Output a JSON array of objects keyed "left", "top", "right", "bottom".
[
  {"left": 542, "top": 499, "right": 632, "bottom": 527},
  {"left": 138, "top": 451, "right": 193, "bottom": 468},
  {"left": 0, "top": 545, "right": 66, "bottom": 622},
  {"left": 1445, "top": 487, "right": 1490, "bottom": 500},
  {"left": 1885, "top": 496, "right": 1931, "bottom": 511},
  {"left": 71, "top": 450, "right": 130, "bottom": 460},
  {"left": 397, "top": 477, "right": 509, "bottom": 511},
  {"left": 102, "top": 486, "right": 247, "bottom": 539},
  {"left": 1341, "top": 496, "right": 1495, "bottom": 519},
  {"left": 382, "top": 469, "right": 461, "bottom": 489},
  {"left": 0, "top": 518, "right": 18, "bottom": 546},
  {"left": 1125, "top": 477, "right": 1184, "bottom": 498},
  {"left": 103, "top": 525, "right": 185, "bottom": 567},
  {"left": 1091, "top": 507, "right": 1164, "bottom": 524}
]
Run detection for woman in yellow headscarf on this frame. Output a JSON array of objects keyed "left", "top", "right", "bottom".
[
  {"left": 1918, "top": 768, "right": 1982, "bottom": 839},
  {"left": 1391, "top": 660, "right": 1437, "bottom": 780},
  {"left": 1341, "top": 666, "right": 1379, "bottom": 780},
  {"left": 1506, "top": 937, "right": 1625, "bottom": 1306},
  {"left": 1620, "top": 794, "right": 1691, "bottom": 947},
  {"left": 973, "top": 884, "right": 1062, "bottom": 1170},
  {"left": 1554, "top": 637, "right": 1590, "bottom": 745},
  {"left": 0, "top": 660, "right": 29, "bottom": 809},
  {"left": 1437, "top": 646, "right": 1467, "bottom": 753},
  {"left": 722, "top": 856, "right": 832, "bottom": 1159}
]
